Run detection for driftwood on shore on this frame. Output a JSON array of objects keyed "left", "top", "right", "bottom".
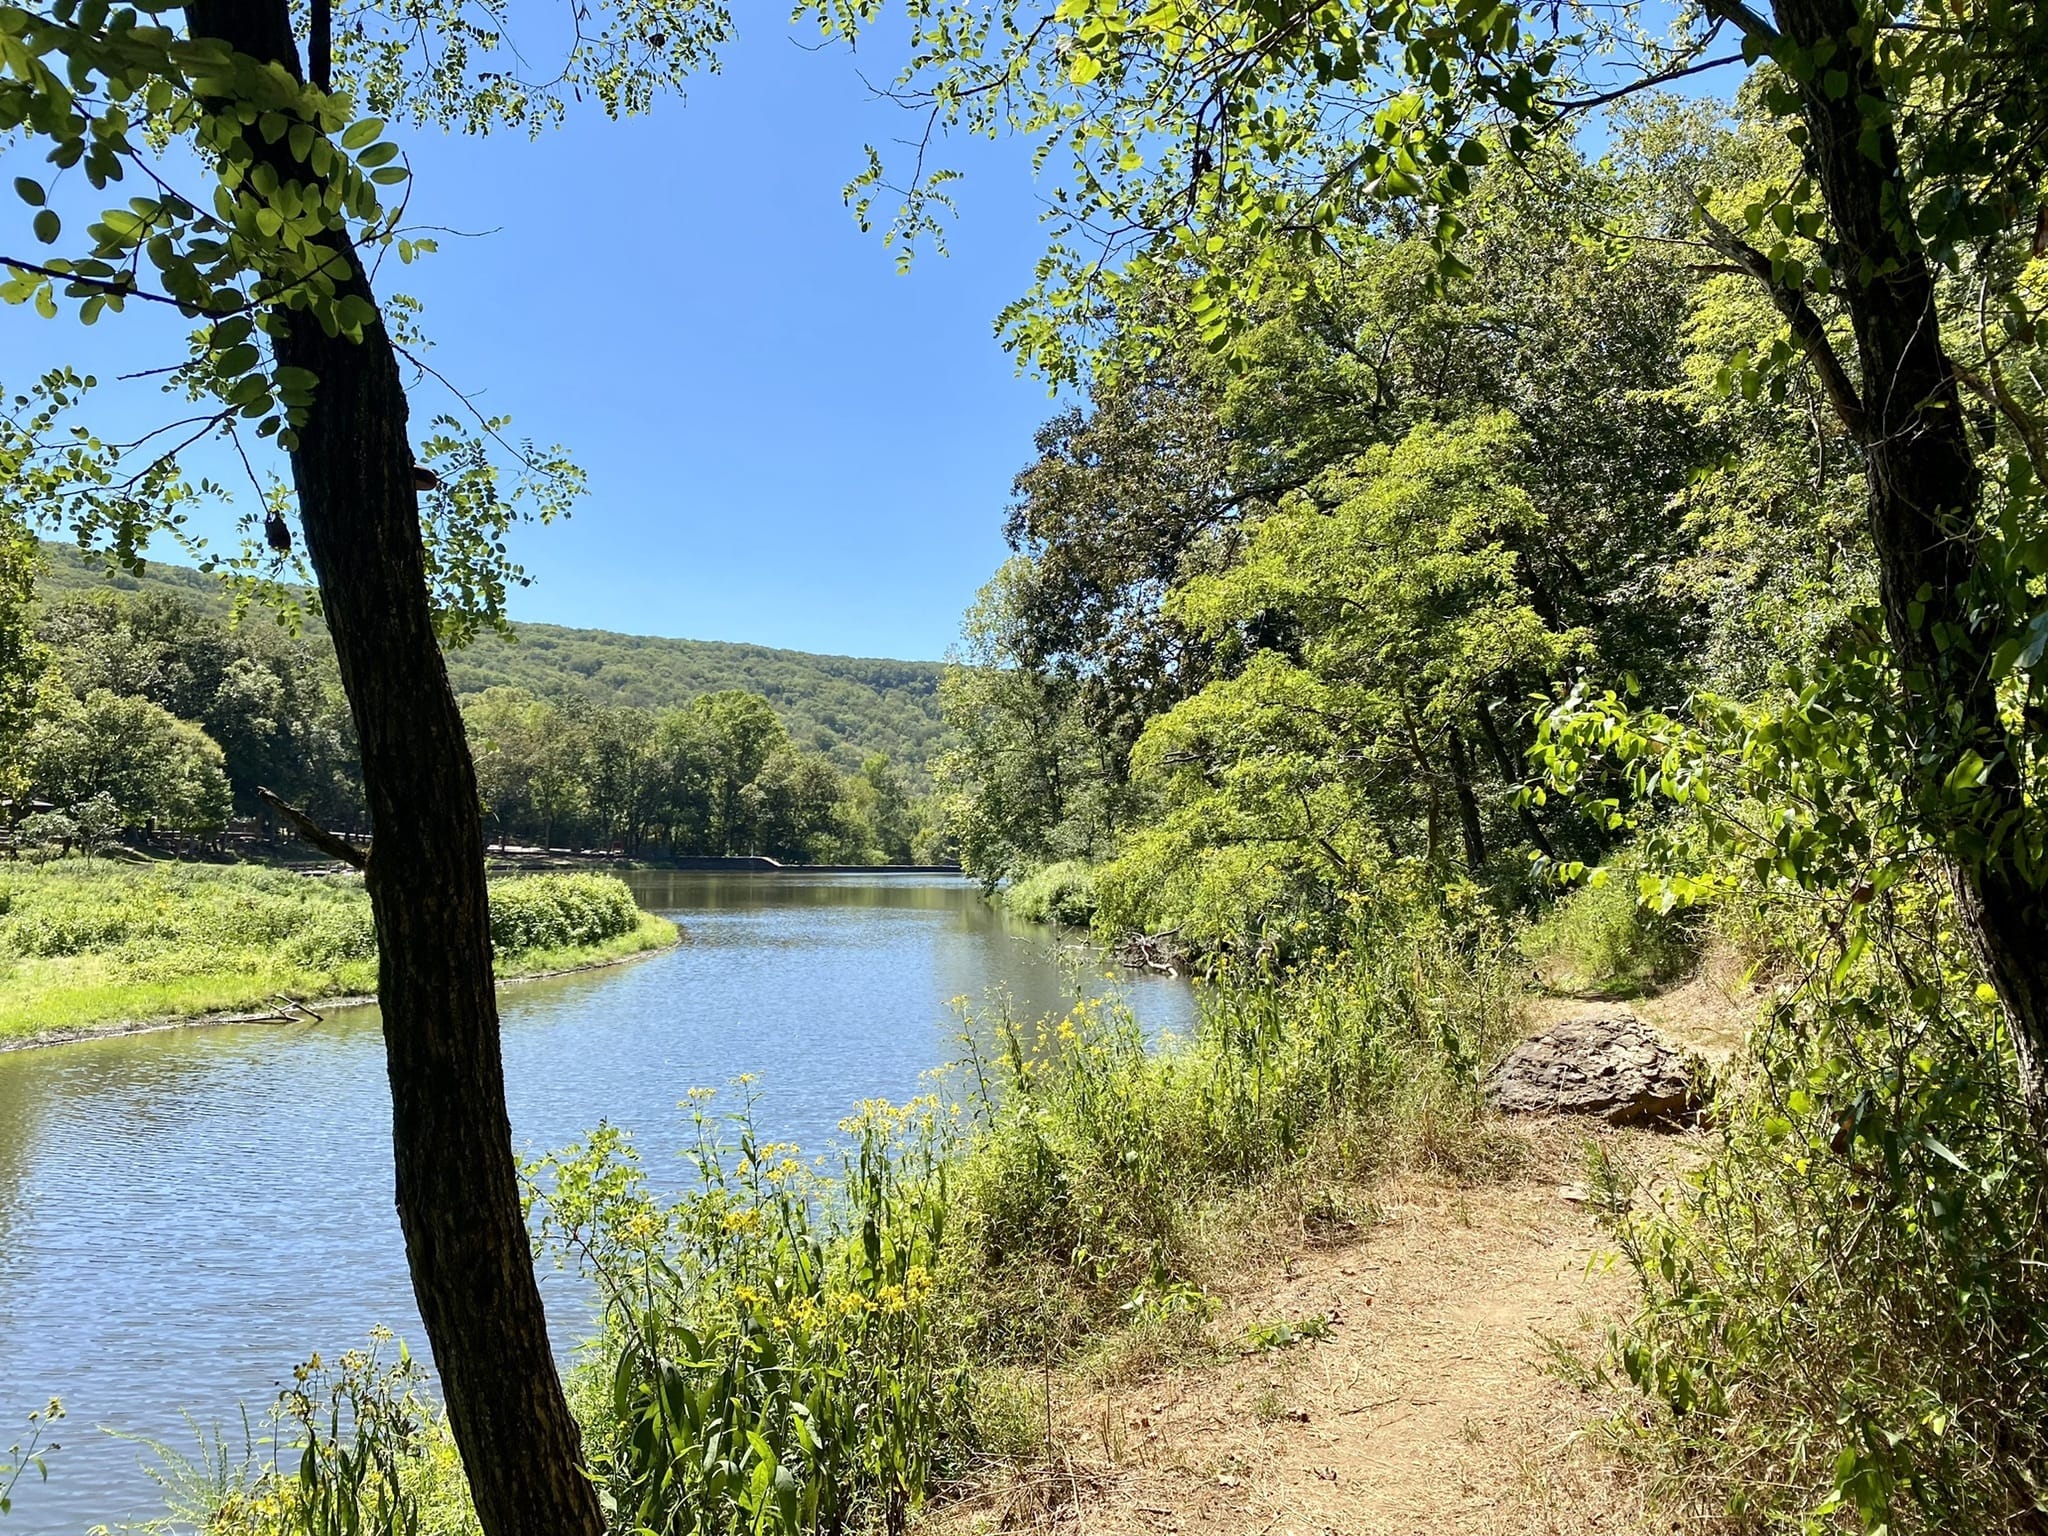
[{"left": 1114, "top": 928, "right": 1186, "bottom": 975}]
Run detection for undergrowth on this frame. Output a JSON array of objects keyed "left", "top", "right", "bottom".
[
  {"left": 0, "top": 863, "right": 668, "bottom": 1037},
  {"left": 1584, "top": 876, "right": 2048, "bottom": 1534},
  {"left": 1001, "top": 861, "right": 1099, "bottom": 928},
  {"left": 115, "top": 901, "right": 1528, "bottom": 1535}
]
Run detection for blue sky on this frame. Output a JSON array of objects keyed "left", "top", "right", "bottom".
[{"left": 4, "top": 19, "right": 1062, "bottom": 661}]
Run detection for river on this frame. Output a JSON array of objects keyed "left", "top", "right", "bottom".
[{"left": 0, "top": 872, "right": 1195, "bottom": 1533}]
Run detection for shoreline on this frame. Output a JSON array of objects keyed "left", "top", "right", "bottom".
[{"left": 0, "top": 920, "right": 682, "bottom": 1055}]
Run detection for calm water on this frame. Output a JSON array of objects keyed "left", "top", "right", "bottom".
[{"left": 0, "top": 872, "right": 1194, "bottom": 1533}]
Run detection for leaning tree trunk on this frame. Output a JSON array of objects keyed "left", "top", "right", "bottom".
[
  {"left": 179, "top": 5, "right": 606, "bottom": 1530},
  {"left": 1770, "top": 0, "right": 2048, "bottom": 1107}
]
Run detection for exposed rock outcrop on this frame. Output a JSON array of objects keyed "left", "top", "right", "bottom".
[{"left": 1486, "top": 1013, "right": 1699, "bottom": 1127}]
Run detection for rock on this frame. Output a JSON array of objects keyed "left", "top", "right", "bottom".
[{"left": 1486, "top": 1013, "right": 1698, "bottom": 1127}]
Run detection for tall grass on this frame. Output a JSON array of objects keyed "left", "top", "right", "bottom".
[
  {"left": 107, "top": 903, "right": 1526, "bottom": 1535},
  {"left": 954, "top": 906, "right": 1525, "bottom": 1356},
  {"left": 0, "top": 863, "right": 669, "bottom": 1037},
  {"left": 1588, "top": 880, "right": 2048, "bottom": 1534}
]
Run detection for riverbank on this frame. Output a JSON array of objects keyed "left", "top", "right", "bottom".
[{"left": 0, "top": 862, "right": 677, "bottom": 1046}]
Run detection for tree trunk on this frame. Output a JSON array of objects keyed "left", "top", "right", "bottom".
[
  {"left": 1474, "top": 694, "right": 1556, "bottom": 860},
  {"left": 1443, "top": 724, "right": 1488, "bottom": 873},
  {"left": 177, "top": 5, "right": 605, "bottom": 1530},
  {"left": 1772, "top": 0, "right": 2048, "bottom": 1105}
]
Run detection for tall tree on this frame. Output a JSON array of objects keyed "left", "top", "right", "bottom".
[
  {"left": 2, "top": 0, "right": 727, "bottom": 1525},
  {"left": 809, "top": 0, "right": 2048, "bottom": 1108}
]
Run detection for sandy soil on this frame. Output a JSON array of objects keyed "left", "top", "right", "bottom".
[{"left": 935, "top": 1167, "right": 1667, "bottom": 1536}]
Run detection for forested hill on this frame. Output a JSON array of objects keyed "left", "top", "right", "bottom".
[{"left": 34, "top": 542, "right": 947, "bottom": 772}]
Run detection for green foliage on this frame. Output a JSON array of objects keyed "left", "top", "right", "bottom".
[
  {"left": 1530, "top": 630, "right": 2048, "bottom": 1528},
  {"left": 533, "top": 1092, "right": 971, "bottom": 1536},
  {"left": 1590, "top": 885, "right": 2048, "bottom": 1534},
  {"left": 27, "top": 546, "right": 944, "bottom": 846},
  {"left": 1084, "top": 414, "right": 1581, "bottom": 947},
  {"left": 484, "top": 873, "right": 639, "bottom": 954},
  {"left": 33, "top": 576, "right": 362, "bottom": 823},
  {"left": 463, "top": 686, "right": 906, "bottom": 862},
  {"left": 24, "top": 688, "right": 234, "bottom": 830},
  {"left": 930, "top": 560, "right": 1138, "bottom": 887},
  {"left": 954, "top": 906, "right": 1523, "bottom": 1353},
  {"left": 1002, "top": 860, "right": 1098, "bottom": 928},
  {"left": 0, "top": 862, "right": 666, "bottom": 1036},
  {"left": 1519, "top": 853, "right": 1699, "bottom": 999},
  {"left": 137, "top": 1334, "right": 477, "bottom": 1536}
]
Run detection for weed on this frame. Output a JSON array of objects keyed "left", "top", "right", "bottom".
[
  {"left": 0, "top": 1401, "right": 61, "bottom": 1519},
  {"left": 1242, "top": 1315, "right": 1330, "bottom": 1353}
]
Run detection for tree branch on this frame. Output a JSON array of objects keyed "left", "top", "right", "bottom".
[
  {"left": 1, "top": 256, "right": 236, "bottom": 314},
  {"left": 257, "top": 785, "right": 368, "bottom": 869},
  {"left": 1552, "top": 50, "right": 1747, "bottom": 115},
  {"left": 1699, "top": 208, "right": 1868, "bottom": 441}
]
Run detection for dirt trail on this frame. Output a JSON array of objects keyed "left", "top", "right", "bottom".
[{"left": 940, "top": 1169, "right": 1664, "bottom": 1536}]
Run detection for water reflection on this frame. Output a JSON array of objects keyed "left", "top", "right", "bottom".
[{"left": 0, "top": 873, "right": 1192, "bottom": 1533}]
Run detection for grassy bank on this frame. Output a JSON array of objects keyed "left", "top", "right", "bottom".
[
  {"left": 0, "top": 863, "right": 674, "bottom": 1041},
  {"left": 115, "top": 904, "right": 1530, "bottom": 1536}
]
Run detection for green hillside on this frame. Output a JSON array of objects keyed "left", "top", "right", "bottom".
[{"left": 33, "top": 542, "right": 948, "bottom": 772}]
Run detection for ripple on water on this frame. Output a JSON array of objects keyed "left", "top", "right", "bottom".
[{"left": 0, "top": 872, "right": 1194, "bottom": 1533}]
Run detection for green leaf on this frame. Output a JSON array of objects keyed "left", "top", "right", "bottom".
[
  {"left": 13, "top": 176, "right": 44, "bottom": 206},
  {"left": 32, "top": 209, "right": 60, "bottom": 243},
  {"left": 340, "top": 118, "right": 385, "bottom": 150}
]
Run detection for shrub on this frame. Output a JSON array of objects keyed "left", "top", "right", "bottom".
[
  {"left": 486, "top": 873, "right": 640, "bottom": 955},
  {"left": 1520, "top": 850, "right": 1699, "bottom": 997},
  {"left": 1002, "top": 861, "right": 1098, "bottom": 927},
  {"left": 1595, "top": 884, "right": 2048, "bottom": 1534},
  {"left": 533, "top": 1090, "right": 972, "bottom": 1536}
]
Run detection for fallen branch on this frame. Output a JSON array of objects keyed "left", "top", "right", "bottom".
[{"left": 1114, "top": 928, "right": 1187, "bottom": 974}]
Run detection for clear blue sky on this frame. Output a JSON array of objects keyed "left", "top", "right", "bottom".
[{"left": 4, "top": 21, "right": 1062, "bottom": 661}]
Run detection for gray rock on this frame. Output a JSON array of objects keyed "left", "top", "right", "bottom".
[{"left": 1486, "top": 1014, "right": 1698, "bottom": 1127}]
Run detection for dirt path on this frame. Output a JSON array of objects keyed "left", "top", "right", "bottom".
[{"left": 941, "top": 1167, "right": 1664, "bottom": 1536}]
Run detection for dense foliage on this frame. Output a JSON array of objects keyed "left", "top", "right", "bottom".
[
  {"left": 35, "top": 543, "right": 947, "bottom": 774},
  {"left": 462, "top": 687, "right": 922, "bottom": 863},
  {"left": 0, "top": 863, "right": 664, "bottom": 1036},
  {"left": 4, "top": 552, "right": 933, "bottom": 861},
  {"left": 908, "top": 49, "right": 2048, "bottom": 1534}
]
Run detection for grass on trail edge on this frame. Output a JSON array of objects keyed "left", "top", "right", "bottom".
[{"left": 0, "top": 862, "right": 677, "bottom": 1041}]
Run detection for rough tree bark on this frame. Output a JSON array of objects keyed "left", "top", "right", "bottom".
[
  {"left": 178, "top": 4, "right": 607, "bottom": 1529},
  {"left": 1759, "top": 0, "right": 2048, "bottom": 1105}
]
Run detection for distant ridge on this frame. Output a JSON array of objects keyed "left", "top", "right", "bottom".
[{"left": 33, "top": 541, "right": 949, "bottom": 773}]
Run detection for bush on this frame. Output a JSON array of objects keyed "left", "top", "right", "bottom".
[
  {"left": 1595, "top": 884, "right": 2048, "bottom": 1535},
  {"left": 533, "top": 1091, "right": 972, "bottom": 1536},
  {"left": 1002, "top": 860, "right": 1099, "bottom": 927},
  {"left": 486, "top": 873, "right": 641, "bottom": 955},
  {"left": 1520, "top": 851, "right": 1699, "bottom": 997}
]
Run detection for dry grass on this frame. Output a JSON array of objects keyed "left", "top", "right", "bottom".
[{"left": 925, "top": 1129, "right": 1692, "bottom": 1536}]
